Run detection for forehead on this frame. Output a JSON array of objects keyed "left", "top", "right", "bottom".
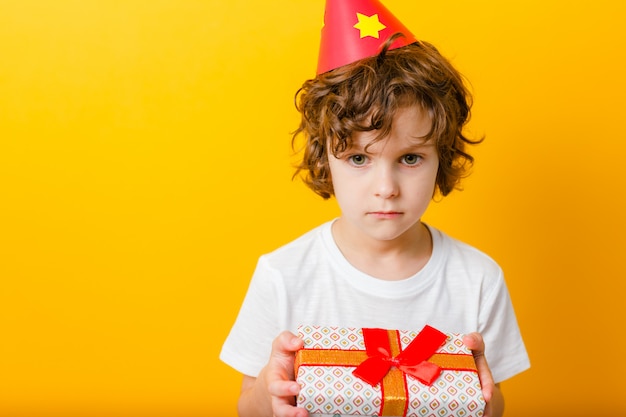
[{"left": 350, "top": 105, "right": 433, "bottom": 148}]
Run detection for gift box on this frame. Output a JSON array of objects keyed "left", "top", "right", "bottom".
[{"left": 295, "top": 325, "right": 485, "bottom": 417}]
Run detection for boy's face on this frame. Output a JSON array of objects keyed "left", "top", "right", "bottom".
[{"left": 328, "top": 104, "right": 438, "bottom": 245}]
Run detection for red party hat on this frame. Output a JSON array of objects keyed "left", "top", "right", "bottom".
[{"left": 317, "top": 0, "right": 417, "bottom": 74}]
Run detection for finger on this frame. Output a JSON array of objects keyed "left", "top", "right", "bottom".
[
  {"left": 268, "top": 332, "right": 304, "bottom": 381},
  {"left": 269, "top": 332, "right": 302, "bottom": 369},
  {"left": 463, "top": 333, "right": 495, "bottom": 403},
  {"left": 269, "top": 382, "right": 307, "bottom": 417},
  {"left": 462, "top": 332, "right": 484, "bottom": 353},
  {"left": 272, "top": 331, "right": 304, "bottom": 358},
  {"left": 271, "top": 399, "right": 309, "bottom": 417},
  {"left": 265, "top": 332, "right": 306, "bottom": 417},
  {"left": 267, "top": 379, "right": 301, "bottom": 398}
]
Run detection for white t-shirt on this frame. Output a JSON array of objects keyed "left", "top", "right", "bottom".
[{"left": 220, "top": 221, "right": 530, "bottom": 383}]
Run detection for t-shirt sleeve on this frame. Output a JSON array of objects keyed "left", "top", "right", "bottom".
[
  {"left": 219, "top": 256, "right": 283, "bottom": 377},
  {"left": 478, "top": 268, "right": 531, "bottom": 383}
]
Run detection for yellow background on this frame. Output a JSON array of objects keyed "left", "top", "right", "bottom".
[{"left": 1, "top": 1, "right": 625, "bottom": 416}]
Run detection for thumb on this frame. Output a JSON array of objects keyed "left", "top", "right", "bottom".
[
  {"left": 273, "top": 331, "right": 303, "bottom": 352},
  {"left": 271, "top": 331, "right": 303, "bottom": 360},
  {"left": 462, "top": 332, "right": 495, "bottom": 403}
]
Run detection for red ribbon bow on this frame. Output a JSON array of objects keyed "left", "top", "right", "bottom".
[{"left": 353, "top": 325, "right": 448, "bottom": 386}]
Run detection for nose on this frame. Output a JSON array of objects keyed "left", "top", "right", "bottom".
[{"left": 374, "top": 165, "right": 399, "bottom": 199}]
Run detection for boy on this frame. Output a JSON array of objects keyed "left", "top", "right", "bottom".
[{"left": 220, "top": 1, "right": 530, "bottom": 416}]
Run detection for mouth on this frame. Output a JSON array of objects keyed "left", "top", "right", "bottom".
[{"left": 368, "top": 211, "right": 403, "bottom": 219}]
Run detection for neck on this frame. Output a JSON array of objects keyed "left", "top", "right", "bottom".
[{"left": 331, "top": 220, "right": 433, "bottom": 281}]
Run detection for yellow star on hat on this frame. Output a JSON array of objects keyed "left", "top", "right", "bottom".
[{"left": 353, "top": 13, "right": 386, "bottom": 39}]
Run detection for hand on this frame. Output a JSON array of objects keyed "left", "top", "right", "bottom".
[
  {"left": 462, "top": 332, "right": 503, "bottom": 417},
  {"left": 265, "top": 331, "right": 307, "bottom": 417},
  {"left": 239, "top": 331, "right": 307, "bottom": 417}
]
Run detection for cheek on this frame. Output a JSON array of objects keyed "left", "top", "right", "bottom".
[
  {"left": 330, "top": 175, "right": 350, "bottom": 200},
  {"left": 329, "top": 171, "right": 360, "bottom": 210},
  {"left": 329, "top": 166, "right": 362, "bottom": 196},
  {"left": 327, "top": 161, "right": 345, "bottom": 189}
]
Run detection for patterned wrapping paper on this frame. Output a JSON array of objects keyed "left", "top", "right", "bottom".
[{"left": 295, "top": 325, "right": 485, "bottom": 417}]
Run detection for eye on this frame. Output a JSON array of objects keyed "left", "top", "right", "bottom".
[
  {"left": 348, "top": 154, "right": 368, "bottom": 166},
  {"left": 401, "top": 154, "right": 422, "bottom": 166}
]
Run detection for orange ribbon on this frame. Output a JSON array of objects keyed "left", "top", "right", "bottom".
[{"left": 295, "top": 327, "right": 477, "bottom": 416}]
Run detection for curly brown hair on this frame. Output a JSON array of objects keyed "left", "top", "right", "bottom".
[{"left": 292, "top": 34, "right": 482, "bottom": 199}]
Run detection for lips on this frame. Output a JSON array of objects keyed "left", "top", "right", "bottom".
[{"left": 369, "top": 211, "right": 402, "bottom": 219}]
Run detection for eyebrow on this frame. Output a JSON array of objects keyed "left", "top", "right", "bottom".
[{"left": 348, "top": 140, "right": 435, "bottom": 154}]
